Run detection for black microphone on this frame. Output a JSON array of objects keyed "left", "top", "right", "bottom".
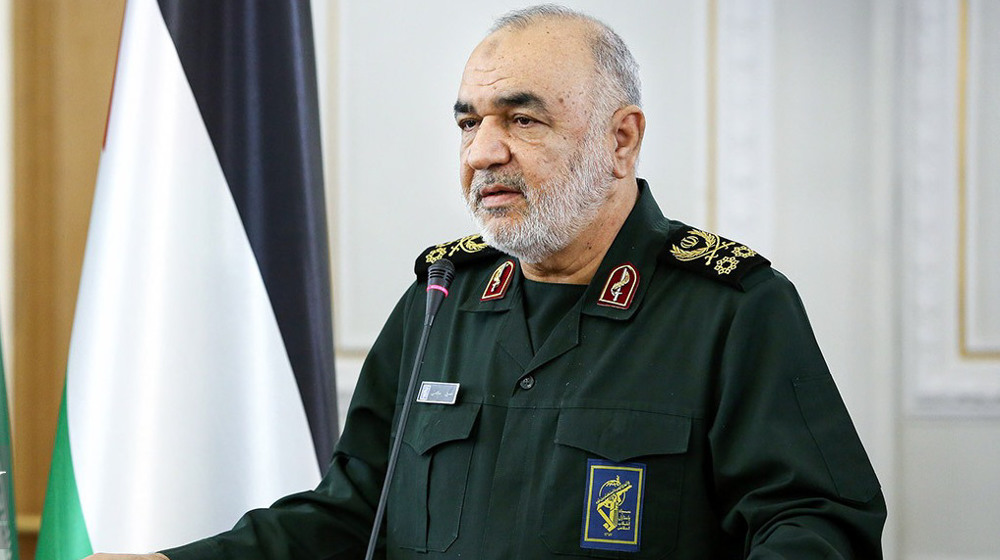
[
  {"left": 425, "top": 258, "right": 456, "bottom": 326},
  {"left": 364, "top": 258, "right": 456, "bottom": 560}
]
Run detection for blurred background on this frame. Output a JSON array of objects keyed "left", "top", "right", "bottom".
[{"left": 2, "top": 0, "right": 998, "bottom": 558}]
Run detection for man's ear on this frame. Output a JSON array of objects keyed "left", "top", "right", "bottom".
[{"left": 610, "top": 105, "right": 645, "bottom": 179}]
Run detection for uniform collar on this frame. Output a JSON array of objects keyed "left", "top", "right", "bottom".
[
  {"left": 459, "top": 178, "right": 668, "bottom": 321},
  {"left": 579, "top": 178, "right": 669, "bottom": 321}
]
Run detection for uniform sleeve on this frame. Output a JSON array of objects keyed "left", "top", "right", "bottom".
[
  {"left": 708, "top": 272, "right": 886, "bottom": 558},
  {"left": 161, "top": 286, "right": 417, "bottom": 560}
]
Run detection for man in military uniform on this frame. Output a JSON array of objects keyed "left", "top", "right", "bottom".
[{"left": 94, "top": 5, "right": 886, "bottom": 559}]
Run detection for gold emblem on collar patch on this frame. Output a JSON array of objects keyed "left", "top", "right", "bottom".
[
  {"left": 597, "top": 264, "right": 639, "bottom": 309},
  {"left": 482, "top": 260, "right": 515, "bottom": 301}
]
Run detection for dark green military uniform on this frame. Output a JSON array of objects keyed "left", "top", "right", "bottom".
[{"left": 164, "top": 180, "right": 885, "bottom": 559}]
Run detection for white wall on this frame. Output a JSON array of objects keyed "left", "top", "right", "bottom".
[
  {"left": 771, "top": 0, "right": 898, "bottom": 555},
  {"left": 895, "top": 0, "right": 1000, "bottom": 557},
  {"left": 317, "top": 1, "right": 1000, "bottom": 558}
]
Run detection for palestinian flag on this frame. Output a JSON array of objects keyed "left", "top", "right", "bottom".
[{"left": 37, "top": 0, "right": 337, "bottom": 556}]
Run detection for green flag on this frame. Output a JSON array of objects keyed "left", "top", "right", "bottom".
[{"left": 0, "top": 319, "right": 18, "bottom": 560}]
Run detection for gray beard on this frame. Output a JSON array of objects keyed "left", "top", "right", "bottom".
[{"left": 466, "top": 132, "right": 614, "bottom": 264}]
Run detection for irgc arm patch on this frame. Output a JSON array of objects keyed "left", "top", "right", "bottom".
[
  {"left": 581, "top": 459, "right": 647, "bottom": 552},
  {"left": 659, "top": 227, "right": 770, "bottom": 289}
]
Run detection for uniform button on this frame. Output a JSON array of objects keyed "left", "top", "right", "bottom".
[{"left": 519, "top": 375, "right": 535, "bottom": 390}]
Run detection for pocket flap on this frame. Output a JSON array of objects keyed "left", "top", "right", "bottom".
[
  {"left": 554, "top": 408, "right": 691, "bottom": 462},
  {"left": 403, "top": 402, "right": 482, "bottom": 455}
]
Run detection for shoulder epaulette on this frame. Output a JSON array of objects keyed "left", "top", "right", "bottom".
[
  {"left": 414, "top": 234, "right": 501, "bottom": 279},
  {"left": 658, "top": 226, "right": 770, "bottom": 290}
]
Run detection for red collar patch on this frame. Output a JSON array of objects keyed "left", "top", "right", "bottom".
[
  {"left": 482, "top": 260, "right": 515, "bottom": 301},
  {"left": 597, "top": 264, "right": 639, "bottom": 309}
]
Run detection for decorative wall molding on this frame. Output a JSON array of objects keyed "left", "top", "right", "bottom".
[
  {"left": 962, "top": 0, "right": 1000, "bottom": 355},
  {"left": 901, "top": 0, "right": 1000, "bottom": 415},
  {"left": 713, "top": 0, "right": 775, "bottom": 254}
]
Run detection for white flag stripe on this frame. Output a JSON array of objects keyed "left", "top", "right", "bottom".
[{"left": 66, "top": 0, "right": 319, "bottom": 551}]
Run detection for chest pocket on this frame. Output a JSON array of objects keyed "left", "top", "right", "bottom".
[
  {"left": 388, "top": 401, "right": 481, "bottom": 553},
  {"left": 541, "top": 408, "right": 691, "bottom": 559}
]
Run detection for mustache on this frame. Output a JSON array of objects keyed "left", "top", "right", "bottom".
[{"left": 470, "top": 171, "right": 529, "bottom": 200}]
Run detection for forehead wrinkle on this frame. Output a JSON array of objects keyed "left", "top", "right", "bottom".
[{"left": 463, "top": 70, "right": 509, "bottom": 88}]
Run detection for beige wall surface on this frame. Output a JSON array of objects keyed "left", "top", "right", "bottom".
[
  {"left": 0, "top": 0, "right": 11, "bottom": 384},
  {"left": 8, "top": 1, "right": 126, "bottom": 558}
]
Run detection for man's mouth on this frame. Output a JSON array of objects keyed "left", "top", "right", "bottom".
[{"left": 478, "top": 184, "right": 525, "bottom": 208}]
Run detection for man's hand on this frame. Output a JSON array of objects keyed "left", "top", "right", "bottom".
[{"left": 85, "top": 554, "right": 169, "bottom": 560}]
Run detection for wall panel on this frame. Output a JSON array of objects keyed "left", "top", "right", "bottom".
[{"left": 12, "top": 1, "right": 125, "bottom": 557}]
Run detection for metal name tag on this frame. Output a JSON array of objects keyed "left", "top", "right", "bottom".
[{"left": 416, "top": 381, "right": 460, "bottom": 405}]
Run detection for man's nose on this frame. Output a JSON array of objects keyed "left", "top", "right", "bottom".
[{"left": 465, "top": 117, "right": 511, "bottom": 170}]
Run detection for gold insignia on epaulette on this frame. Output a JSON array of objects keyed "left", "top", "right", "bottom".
[
  {"left": 425, "top": 234, "right": 489, "bottom": 264},
  {"left": 714, "top": 256, "right": 738, "bottom": 275},
  {"left": 661, "top": 226, "right": 769, "bottom": 288},
  {"left": 670, "top": 229, "right": 756, "bottom": 277},
  {"left": 732, "top": 245, "right": 757, "bottom": 258}
]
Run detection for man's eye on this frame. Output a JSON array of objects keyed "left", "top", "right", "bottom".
[
  {"left": 513, "top": 116, "right": 535, "bottom": 126},
  {"left": 458, "top": 119, "right": 478, "bottom": 131}
]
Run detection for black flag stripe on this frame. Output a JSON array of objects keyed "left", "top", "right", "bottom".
[{"left": 156, "top": 0, "right": 338, "bottom": 466}]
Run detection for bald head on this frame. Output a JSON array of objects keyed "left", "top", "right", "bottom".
[{"left": 488, "top": 5, "right": 642, "bottom": 112}]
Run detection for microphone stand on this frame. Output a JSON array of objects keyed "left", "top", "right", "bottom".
[{"left": 364, "top": 259, "right": 456, "bottom": 560}]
